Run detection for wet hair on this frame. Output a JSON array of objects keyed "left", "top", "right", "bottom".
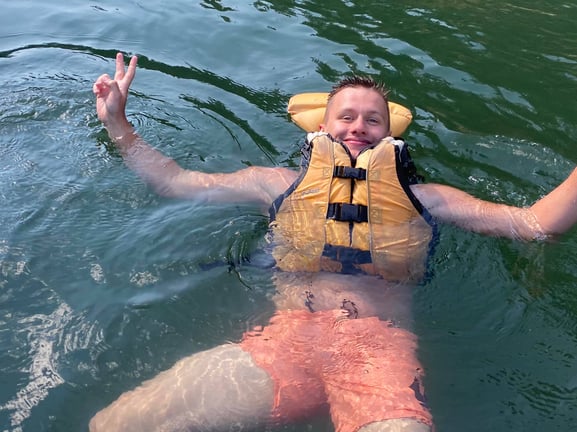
[{"left": 328, "top": 76, "right": 390, "bottom": 104}]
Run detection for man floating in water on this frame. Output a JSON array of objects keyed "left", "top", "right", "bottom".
[{"left": 89, "top": 53, "right": 577, "bottom": 432}]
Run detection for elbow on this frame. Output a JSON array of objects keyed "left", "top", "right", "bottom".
[
  {"left": 150, "top": 183, "right": 179, "bottom": 198},
  {"left": 516, "top": 208, "right": 553, "bottom": 242}
]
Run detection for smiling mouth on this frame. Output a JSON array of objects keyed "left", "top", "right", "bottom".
[{"left": 344, "top": 138, "right": 371, "bottom": 146}]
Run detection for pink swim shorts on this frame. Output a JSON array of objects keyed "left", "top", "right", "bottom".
[{"left": 240, "top": 309, "right": 432, "bottom": 432}]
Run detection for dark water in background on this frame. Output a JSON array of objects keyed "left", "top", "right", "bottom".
[{"left": 2, "top": 1, "right": 577, "bottom": 431}]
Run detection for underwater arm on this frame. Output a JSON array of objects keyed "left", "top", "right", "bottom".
[
  {"left": 411, "top": 168, "right": 577, "bottom": 241},
  {"left": 98, "top": 127, "right": 293, "bottom": 204}
]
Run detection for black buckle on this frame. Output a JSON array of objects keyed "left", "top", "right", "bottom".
[
  {"left": 326, "top": 203, "right": 368, "bottom": 223},
  {"left": 333, "top": 166, "right": 366, "bottom": 180}
]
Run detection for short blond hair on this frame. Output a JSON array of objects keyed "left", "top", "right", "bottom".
[{"left": 328, "top": 76, "right": 390, "bottom": 104}]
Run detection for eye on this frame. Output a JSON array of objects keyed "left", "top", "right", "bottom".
[
  {"left": 367, "top": 117, "right": 381, "bottom": 125},
  {"left": 340, "top": 115, "right": 353, "bottom": 122}
]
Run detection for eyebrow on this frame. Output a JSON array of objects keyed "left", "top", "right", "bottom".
[
  {"left": 365, "top": 110, "right": 385, "bottom": 117},
  {"left": 339, "top": 109, "right": 386, "bottom": 119}
]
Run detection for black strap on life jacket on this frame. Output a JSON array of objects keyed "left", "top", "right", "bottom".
[
  {"left": 333, "top": 166, "right": 366, "bottom": 180},
  {"left": 322, "top": 244, "right": 372, "bottom": 274},
  {"left": 326, "top": 203, "right": 368, "bottom": 223}
]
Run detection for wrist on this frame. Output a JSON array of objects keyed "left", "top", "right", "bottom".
[{"left": 104, "top": 118, "right": 134, "bottom": 142}]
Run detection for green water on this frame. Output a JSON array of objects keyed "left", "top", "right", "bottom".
[{"left": 2, "top": 1, "right": 577, "bottom": 431}]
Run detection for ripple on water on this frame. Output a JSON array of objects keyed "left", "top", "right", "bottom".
[
  {"left": 0, "top": 237, "right": 107, "bottom": 429},
  {"left": 0, "top": 296, "right": 104, "bottom": 431}
]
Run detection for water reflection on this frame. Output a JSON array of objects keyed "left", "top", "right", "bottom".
[
  {"left": 1, "top": 1, "right": 577, "bottom": 431},
  {"left": 0, "top": 242, "right": 103, "bottom": 430}
]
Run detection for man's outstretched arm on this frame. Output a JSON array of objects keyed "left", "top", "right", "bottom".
[
  {"left": 93, "top": 53, "right": 296, "bottom": 205},
  {"left": 412, "top": 166, "right": 577, "bottom": 240}
]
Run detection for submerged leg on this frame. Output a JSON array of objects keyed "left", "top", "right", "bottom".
[
  {"left": 358, "top": 418, "right": 432, "bottom": 432},
  {"left": 89, "top": 344, "right": 275, "bottom": 432}
]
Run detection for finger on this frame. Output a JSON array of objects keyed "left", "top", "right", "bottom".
[
  {"left": 92, "top": 74, "right": 112, "bottom": 95},
  {"left": 114, "top": 52, "right": 125, "bottom": 81},
  {"left": 95, "top": 73, "right": 112, "bottom": 84},
  {"left": 124, "top": 55, "right": 138, "bottom": 85}
]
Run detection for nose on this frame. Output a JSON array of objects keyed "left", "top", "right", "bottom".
[{"left": 350, "top": 117, "right": 366, "bottom": 135}]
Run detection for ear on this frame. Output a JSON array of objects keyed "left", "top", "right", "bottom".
[{"left": 319, "top": 124, "right": 325, "bottom": 131}]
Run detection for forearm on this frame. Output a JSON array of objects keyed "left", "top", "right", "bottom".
[
  {"left": 94, "top": 54, "right": 202, "bottom": 199},
  {"left": 461, "top": 202, "right": 547, "bottom": 241},
  {"left": 102, "top": 119, "right": 295, "bottom": 204},
  {"left": 436, "top": 197, "right": 546, "bottom": 241},
  {"left": 103, "top": 118, "right": 188, "bottom": 197},
  {"left": 413, "top": 183, "right": 547, "bottom": 241}
]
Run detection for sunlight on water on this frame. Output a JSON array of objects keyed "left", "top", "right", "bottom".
[
  {"left": 1, "top": 1, "right": 577, "bottom": 431},
  {"left": 0, "top": 240, "right": 104, "bottom": 430}
]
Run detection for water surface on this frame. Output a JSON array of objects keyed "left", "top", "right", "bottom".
[{"left": 2, "top": 1, "right": 577, "bottom": 431}]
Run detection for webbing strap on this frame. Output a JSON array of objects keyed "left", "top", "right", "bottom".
[
  {"left": 326, "top": 203, "right": 368, "bottom": 223},
  {"left": 322, "top": 244, "right": 372, "bottom": 264},
  {"left": 333, "top": 166, "right": 366, "bottom": 180}
]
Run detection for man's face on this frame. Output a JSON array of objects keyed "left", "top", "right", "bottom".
[{"left": 320, "top": 86, "right": 391, "bottom": 158}]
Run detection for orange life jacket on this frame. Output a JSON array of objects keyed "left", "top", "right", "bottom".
[{"left": 269, "top": 133, "right": 435, "bottom": 283}]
